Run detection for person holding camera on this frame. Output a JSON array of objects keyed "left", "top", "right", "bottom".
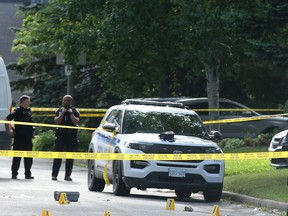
[{"left": 51, "top": 95, "right": 80, "bottom": 181}]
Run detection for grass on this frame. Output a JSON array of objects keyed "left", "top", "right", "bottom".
[{"left": 224, "top": 146, "right": 288, "bottom": 203}]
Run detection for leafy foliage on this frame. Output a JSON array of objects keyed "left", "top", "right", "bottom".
[
  {"left": 33, "top": 130, "right": 54, "bottom": 151},
  {"left": 33, "top": 129, "right": 92, "bottom": 152},
  {"left": 9, "top": 0, "right": 288, "bottom": 110},
  {"left": 218, "top": 132, "right": 275, "bottom": 151},
  {"left": 222, "top": 0, "right": 288, "bottom": 107},
  {"left": 218, "top": 138, "right": 245, "bottom": 150},
  {"left": 8, "top": 58, "right": 66, "bottom": 107}
]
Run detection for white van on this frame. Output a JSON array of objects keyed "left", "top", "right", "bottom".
[{"left": 0, "top": 57, "right": 12, "bottom": 149}]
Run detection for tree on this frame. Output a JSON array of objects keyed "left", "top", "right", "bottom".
[
  {"left": 170, "top": 0, "right": 236, "bottom": 131},
  {"left": 223, "top": 0, "right": 288, "bottom": 107},
  {"left": 11, "top": 0, "right": 288, "bottom": 124},
  {"left": 10, "top": 1, "right": 240, "bottom": 132},
  {"left": 11, "top": 1, "right": 118, "bottom": 109}
]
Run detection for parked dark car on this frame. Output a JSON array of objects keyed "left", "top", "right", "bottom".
[{"left": 142, "top": 97, "right": 288, "bottom": 138}]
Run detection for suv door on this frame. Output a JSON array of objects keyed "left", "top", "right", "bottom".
[
  {"left": 99, "top": 109, "right": 123, "bottom": 175},
  {"left": 218, "top": 102, "right": 257, "bottom": 138}
]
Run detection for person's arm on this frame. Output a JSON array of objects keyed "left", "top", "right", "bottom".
[
  {"left": 68, "top": 108, "right": 79, "bottom": 126},
  {"left": 54, "top": 108, "right": 66, "bottom": 125},
  {"left": 5, "top": 119, "right": 15, "bottom": 137},
  {"left": 5, "top": 111, "right": 16, "bottom": 138}
]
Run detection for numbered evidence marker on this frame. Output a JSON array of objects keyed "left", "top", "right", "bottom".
[
  {"left": 58, "top": 192, "right": 70, "bottom": 204},
  {"left": 41, "top": 210, "right": 51, "bottom": 216},
  {"left": 165, "top": 198, "right": 175, "bottom": 210},
  {"left": 211, "top": 205, "right": 220, "bottom": 216},
  {"left": 104, "top": 211, "right": 112, "bottom": 216}
]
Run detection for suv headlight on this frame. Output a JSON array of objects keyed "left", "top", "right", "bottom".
[
  {"left": 204, "top": 164, "right": 220, "bottom": 173},
  {"left": 130, "top": 160, "right": 150, "bottom": 169},
  {"left": 124, "top": 142, "right": 153, "bottom": 153}
]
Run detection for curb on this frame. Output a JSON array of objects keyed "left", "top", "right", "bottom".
[{"left": 222, "top": 191, "right": 288, "bottom": 212}]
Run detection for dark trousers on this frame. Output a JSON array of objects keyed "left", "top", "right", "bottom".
[
  {"left": 52, "top": 135, "right": 78, "bottom": 178},
  {"left": 12, "top": 135, "right": 33, "bottom": 177}
]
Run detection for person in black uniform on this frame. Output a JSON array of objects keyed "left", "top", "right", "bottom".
[
  {"left": 5, "top": 95, "right": 34, "bottom": 179},
  {"left": 52, "top": 95, "right": 80, "bottom": 181}
]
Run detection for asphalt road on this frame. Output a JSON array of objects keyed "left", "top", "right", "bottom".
[{"left": 0, "top": 157, "right": 281, "bottom": 216}]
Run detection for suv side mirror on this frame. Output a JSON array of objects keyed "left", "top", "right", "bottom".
[
  {"left": 102, "top": 123, "right": 117, "bottom": 131},
  {"left": 210, "top": 130, "right": 222, "bottom": 141}
]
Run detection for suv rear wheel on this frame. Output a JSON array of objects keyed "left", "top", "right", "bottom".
[
  {"left": 203, "top": 185, "right": 223, "bottom": 202},
  {"left": 88, "top": 160, "right": 105, "bottom": 191},
  {"left": 113, "top": 160, "right": 130, "bottom": 196}
]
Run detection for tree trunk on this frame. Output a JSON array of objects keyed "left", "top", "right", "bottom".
[
  {"left": 67, "top": 74, "right": 74, "bottom": 96},
  {"left": 158, "top": 68, "right": 170, "bottom": 97},
  {"left": 204, "top": 63, "right": 220, "bottom": 132}
]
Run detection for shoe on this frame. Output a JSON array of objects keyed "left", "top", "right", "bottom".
[
  {"left": 52, "top": 176, "right": 57, "bottom": 181},
  {"left": 12, "top": 175, "right": 17, "bottom": 179},
  {"left": 64, "top": 176, "right": 72, "bottom": 181},
  {"left": 25, "top": 176, "right": 34, "bottom": 179}
]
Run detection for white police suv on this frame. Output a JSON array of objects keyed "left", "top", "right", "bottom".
[{"left": 87, "top": 99, "right": 225, "bottom": 202}]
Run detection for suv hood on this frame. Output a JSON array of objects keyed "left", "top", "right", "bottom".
[{"left": 122, "top": 132, "right": 218, "bottom": 147}]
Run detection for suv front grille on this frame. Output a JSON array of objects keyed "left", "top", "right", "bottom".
[
  {"left": 148, "top": 144, "right": 208, "bottom": 153},
  {"left": 156, "top": 163, "right": 197, "bottom": 168},
  {"left": 146, "top": 172, "right": 206, "bottom": 184},
  {"left": 147, "top": 144, "right": 214, "bottom": 163}
]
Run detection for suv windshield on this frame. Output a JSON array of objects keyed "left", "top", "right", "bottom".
[{"left": 122, "top": 109, "right": 207, "bottom": 137}]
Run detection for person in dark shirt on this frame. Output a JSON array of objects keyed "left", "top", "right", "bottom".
[
  {"left": 52, "top": 95, "right": 80, "bottom": 181},
  {"left": 5, "top": 95, "right": 34, "bottom": 179}
]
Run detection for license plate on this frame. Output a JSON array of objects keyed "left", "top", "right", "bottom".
[{"left": 168, "top": 168, "right": 186, "bottom": 178}]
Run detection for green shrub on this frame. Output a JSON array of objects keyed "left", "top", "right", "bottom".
[
  {"left": 218, "top": 132, "right": 277, "bottom": 151},
  {"left": 278, "top": 100, "right": 288, "bottom": 113},
  {"left": 32, "top": 129, "right": 92, "bottom": 152},
  {"left": 218, "top": 138, "right": 245, "bottom": 150},
  {"left": 33, "top": 130, "right": 55, "bottom": 151},
  {"left": 243, "top": 132, "right": 275, "bottom": 147},
  {"left": 77, "top": 130, "right": 93, "bottom": 152}
]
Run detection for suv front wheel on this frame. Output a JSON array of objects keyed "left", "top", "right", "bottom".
[
  {"left": 88, "top": 160, "right": 105, "bottom": 192},
  {"left": 113, "top": 160, "right": 130, "bottom": 196},
  {"left": 203, "top": 185, "right": 223, "bottom": 202}
]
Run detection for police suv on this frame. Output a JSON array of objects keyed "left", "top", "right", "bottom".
[{"left": 87, "top": 99, "right": 225, "bottom": 202}]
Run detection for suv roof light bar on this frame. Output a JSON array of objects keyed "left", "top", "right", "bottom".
[{"left": 122, "top": 99, "right": 184, "bottom": 108}]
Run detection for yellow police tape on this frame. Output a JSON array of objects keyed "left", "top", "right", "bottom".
[
  {"left": 33, "top": 113, "right": 105, "bottom": 117},
  {"left": 17, "top": 107, "right": 284, "bottom": 119},
  {"left": 203, "top": 113, "right": 288, "bottom": 124},
  {"left": 28, "top": 108, "right": 107, "bottom": 112},
  {"left": 33, "top": 113, "right": 288, "bottom": 120},
  {"left": 0, "top": 120, "right": 98, "bottom": 131},
  {"left": 2, "top": 113, "right": 288, "bottom": 129},
  {"left": 27, "top": 108, "right": 281, "bottom": 112},
  {"left": 1, "top": 116, "right": 288, "bottom": 160},
  {"left": 0, "top": 150, "right": 287, "bottom": 160}
]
